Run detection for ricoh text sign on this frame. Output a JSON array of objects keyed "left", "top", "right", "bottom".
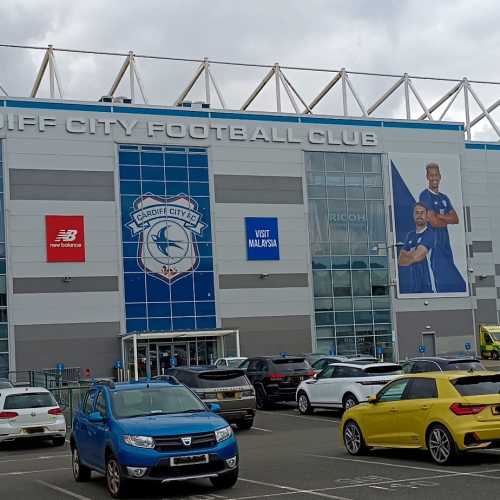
[{"left": 0, "top": 112, "right": 378, "bottom": 146}]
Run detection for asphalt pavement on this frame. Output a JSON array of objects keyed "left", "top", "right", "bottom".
[{"left": 1, "top": 405, "right": 500, "bottom": 499}]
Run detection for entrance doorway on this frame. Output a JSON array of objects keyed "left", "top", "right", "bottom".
[{"left": 422, "top": 332, "right": 436, "bottom": 356}]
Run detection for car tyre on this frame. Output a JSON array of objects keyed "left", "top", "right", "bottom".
[
  {"left": 52, "top": 436, "right": 66, "bottom": 447},
  {"left": 492, "top": 350, "right": 499, "bottom": 360},
  {"left": 236, "top": 419, "right": 253, "bottom": 430},
  {"left": 255, "top": 386, "right": 271, "bottom": 410},
  {"left": 106, "top": 454, "right": 129, "bottom": 498},
  {"left": 343, "top": 420, "right": 368, "bottom": 456},
  {"left": 297, "top": 391, "right": 314, "bottom": 415},
  {"left": 427, "top": 424, "right": 458, "bottom": 465},
  {"left": 342, "top": 393, "right": 358, "bottom": 411},
  {"left": 210, "top": 468, "right": 238, "bottom": 489},
  {"left": 72, "top": 447, "right": 91, "bottom": 482}
]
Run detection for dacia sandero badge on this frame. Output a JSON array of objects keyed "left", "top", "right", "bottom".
[{"left": 127, "top": 193, "right": 206, "bottom": 283}]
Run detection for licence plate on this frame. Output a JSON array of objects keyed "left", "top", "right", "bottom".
[
  {"left": 170, "top": 454, "right": 209, "bottom": 467},
  {"left": 217, "top": 392, "right": 241, "bottom": 400},
  {"left": 23, "top": 427, "right": 44, "bottom": 434}
]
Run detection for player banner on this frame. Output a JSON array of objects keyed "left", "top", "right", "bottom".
[{"left": 389, "top": 153, "right": 469, "bottom": 298}]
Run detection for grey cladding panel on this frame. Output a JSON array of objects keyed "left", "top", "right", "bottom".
[
  {"left": 476, "top": 299, "right": 498, "bottom": 323},
  {"left": 472, "top": 241, "right": 493, "bottom": 253},
  {"left": 14, "top": 321, "right": 120, "bottom": 340},
  {"left": 13, "top": 276, "right": 119, "bottom": 294},
  {"left": 221, "top": 315, "right": 311, "bottom": 356},
  {"left": 219, "top": 273, "right": 308, "bottom": 289},
  {"left": 10, "top": 169, "right": 115, "bottom": 201},
  {"left": 495, "top": 264, "right": 500, "bottom": 276},
  {"left": 475, "top": 275, "right": 495, "bottom": 288},
  {"left": 214, "top": 175, "right": 303, "bottom": 204}
]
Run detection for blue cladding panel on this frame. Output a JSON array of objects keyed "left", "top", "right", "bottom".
[{"left": 119, "top": 145, "right": 215, "bottom": 333}]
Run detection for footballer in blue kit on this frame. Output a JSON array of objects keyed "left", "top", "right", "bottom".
[
  {"left": 398, "top": 203, "right": 435, "bottom": 293},
  {"left": 418, "top": 163, "right": 466, "bottom": 293}
]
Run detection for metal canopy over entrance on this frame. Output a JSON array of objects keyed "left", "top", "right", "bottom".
[{"left": 121, "top": 329, "right": 240, "bottom": 381}]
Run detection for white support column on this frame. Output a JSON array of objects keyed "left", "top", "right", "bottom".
[
  {"left": 467, "top": 81, "right": 500, "bottom": 138},
  {"left": 341, "top": 68, "right": 348, "bottom": 116},
  {"left": 408, "top": 78, "right": 433, "bottom": 120},
  {"left": 208, "top": 68, "right": 226, "bottom": 109},
  {"left": 108, "top": 55, "right": 131, "bottom": 98},
  {"left": 274, "top": 63, "right": 281, "bottom": 112},
  {"left": 463, "top": 78, "right": 471, "bottom": 141},
  {"left": 129, "top": 52, "right": 135, "bottom": 103},
  {"left": 367, "top": 75, "right": 405, "bottom": 115},
  {"left": 278, "top": 70, "right": 300, "bottom": 113},
  {"left": 132, "top": 59, "right": 148, "bottom": 104},
  {"left": 235, "top": 330, "right": 241, "bottom": 357},
  {"left": 306, "top": 71, "right": 342, "bottom": 113},
  {"left": 404, "top": 73, "right": 411, "bottom": 120},
  {"left": 174, "top": 62, "right": 205, "bottom": 106},
  {"left": 418, "top": 81, "right": 461, "bottom": 120},
  {"left": 344, "top": 72, "right": 367, "bottom": 116},
  {"left": 280, "top": 70, "right": 311, "bottom": 114},
  {"left": 241, "top": 67, "right": 275, "bottom": 110},
  {"left": 48, "top": 45, "right": 55, "bottom": 98},
  {"left": 204, "top": 57, "right": 211, "bottom": 106},
  {"left": 133, "top": 334, "right": 138, "bottom": 381},
  {"left": 30, "top": 48, "right": 50, "bottom": 98},
  {"left": 438, "top": 82, "right": 463, "bottom": 121}
]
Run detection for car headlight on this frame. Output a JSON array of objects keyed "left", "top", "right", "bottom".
[
  {"left": 123, "top": 435, "right": 155, "bottom": 449},
  {"left": 215, "top": 425, "right": 233, "bottom": 443}
]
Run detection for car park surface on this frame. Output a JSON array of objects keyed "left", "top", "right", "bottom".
[{"left": 4, "top": 402, "right": 500, "bottom": 499}]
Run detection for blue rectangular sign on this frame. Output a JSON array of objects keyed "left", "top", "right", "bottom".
[{"left": 245, "top": 217, "right": 280, "bottom": 261}]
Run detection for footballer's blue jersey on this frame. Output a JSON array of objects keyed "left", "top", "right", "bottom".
[
  {"left": 399, "top": 226, "right": 435, "bottom": 294},
  {"left": 418, "top": 189, "right": 466, "bottom": 293}
]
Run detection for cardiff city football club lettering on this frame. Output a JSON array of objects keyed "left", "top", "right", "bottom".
[{"left": 127, "top": 194, "right": 206, "bottom": 283}]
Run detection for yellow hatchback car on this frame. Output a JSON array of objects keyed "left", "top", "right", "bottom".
[{"left": 341, "top": 371, "right": 500, "bottom": 465}]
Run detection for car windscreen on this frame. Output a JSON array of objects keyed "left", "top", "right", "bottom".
[
  {"left": 111, "top": 386, "right": 206, "bottom": 419},
  {"left": 3, "top": 392, "right": 56, "bottom": 409},
  {"left": 272, "top": 358, "right": 310, "bottom": 371},
  {"left": 362, "top": 365, "right": 402, "bottom": 375},
  {"left": 445, "top": 361, "right": 485, "bottom": 371},
  {"left": 195, "top": 371, "right": 249, "bottom": 388},
  {"left": 226, "top": 359, "right": 245, "bottom": 368},
  {"left": 452, "top": 375, "right": 500, "bottom": 396}
]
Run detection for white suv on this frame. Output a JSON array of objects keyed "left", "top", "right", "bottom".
[
  {"left": 296, "top": 362, "right": 402, "bottom": 413},
  {"left": 0, "top": 387, "right": 66, "bottom": 445}
]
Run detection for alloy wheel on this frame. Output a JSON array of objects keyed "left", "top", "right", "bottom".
[
  {"left": 72, "top": 449, "right": 80, "bottom": 479},
  {"left": 429, "top": 427, "right": 451, "bottom": 464},
  {"left": 107, "top": 458, "right": 121, "bottom": 496},
  {"left": 298, "top": 394, "right": 309, "bottom": 413},
  {"left": 344, "top": 397, "right": 357, "bottom": 410},
  {"left": 344, "top": 422, "right": 361, "bottom": 454}
]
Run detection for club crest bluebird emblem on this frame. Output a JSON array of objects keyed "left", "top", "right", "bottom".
[{"left": 127, "top": 193, "right": 206, "bottom": 283}]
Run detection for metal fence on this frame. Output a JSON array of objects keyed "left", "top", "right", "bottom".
[
  {"left": 8, "top": 367, "right": 81, "bottom": 388},
  {"left": 51, "top": 384, "right": 92, "bottom": 429}
]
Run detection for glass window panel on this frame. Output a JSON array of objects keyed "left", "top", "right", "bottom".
[
  {"left": 353, "top": 297, "right": 372, "bottom": 310},
  {"left": 0, "top": 325, "right": 7, "bottom": 339},
  {"left": 307, "top": 185, "right": 326, "bottom": 198},
  {"left": 331, "top": 242, "right": 350, "bottom": 255},
  {"left": 327, "top": 185, "right": 346, "bottom": 198},
  {"left": 0, "top": 339, "right": 7, "bottom": 352},
  {"left": 371, "top": 269, "right": 388, "bottom": 286},
  {"left": 0, "top": 353, "right": 8, "bottom": 378},
  {"left": 366, "top": 200, "right": 386, "bottom": 243},
  {"left": 335, "top": 311, "right": 354, "bottom": 325},
  {"left": 345, "top": 174, "right": 363, "bottom": 187},
  {"left": 364, "top": 174, "right": 383, "bottom": 187},
  {"left": 374, "top": 310, "right": 391, "bottom": 323},
  {"left": 310, "top": 242, "right": 330, "bottom": 255},
  {"left": 328, "top": 199, "right": 348, "bottom": 242},
  {"left": 363, "top": 154, "right": 382, "bottom": 174},
  {"left": 332, "top": 270, "right": 351, "bottom": 297},
  {"left": 0, "top": 276, "right": 5, "bottom": 293},
  {"left": 336, "top": 336, "right": 356, "bottom": 355},
  {"left": 331, "top": 256, "right": 350, "bottom": 269},
  {"left": 312, "top": 256, "right": 331, "bottom": 269},
  {"left": 372, "top": 296, "right": 391, "bottom": 309},
  {"left": 365, "top": 187, "right": 384, "bottom": 199},
  {"left": 316, "top": 338, "right": 336, "bottom": 354},
  {"left": 347, "top": 200, "right": 367, "bottom": 242},
  {"left": 326, "top": 173, "right": 345, "bottom": 198},
  {"left": 355, "top": 310, "right": 373, "bottom": 324},
  {"left": 316, "top": 312, "right": 334, "bottom": 325},
  {"left": 352, "top": 270, "right": 371, "bottom": 296},
  {"left": 316, "top": 327, "right": 335, "bottom": 339},
  {"left": 308, "top": 199, "right": 329, "bottom": 242},
  {"left": 0, "top": 309, "right": 7, "bottom": 323},
  {"left": 351, "top": 256, "right": 369, "bottom": 269},
  {"left": 307, "top": 171, "right": 325, "bottom": 186},
  {"left": 344, "top": 153, "right": 363, "bottom": 173},
  {"left": 336, "top": 325, "right": 355, "bottom": 336},
  {"left": 306, "top": 152, "right": 325, "bottom": 172},
  {"left": 315, "top": 298, "right": 333, "bottom": 311},
  {"left": 313, "top": 271, "right": 332, "bottom": 297},
  {"left": 325, "top": 153, "right": 344, "bottom": 172},
  {"left": 350, "top": 241, "right": 369, "bottom": 255},
  {"left": 334, "top": 297, "right": 352, "bottom": 310},
  {"left": 326, "top": 173, "right": 344, "bottom": 186},
  {"left": 356, "top": 335, "right": 375, "bottom": 356},
  {"left": 370, "top": 256, "right": 388, "bottom": 269},
  {"left": 375, "top": 325, "right": 392, "bottom": 335},
  {"left": 346, "top": 186, "right": 364, "bottom": 199},
  {"left": 376, "top": 335, "right": 394, "bottom": 362}
]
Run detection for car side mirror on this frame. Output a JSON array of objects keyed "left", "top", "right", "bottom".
[
  {"left": 367, "top": 395, "right": 378, "bottom": 404},
  {"left": 88, "top": 411, "right": 104, "bottom": 423},
  {"left": 209, "top": 403, "right": 221, "bottom": 413}
]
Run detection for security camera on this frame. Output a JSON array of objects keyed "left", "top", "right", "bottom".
[{"left": 424, "top": 300, "right": 429, "bottom": 306}]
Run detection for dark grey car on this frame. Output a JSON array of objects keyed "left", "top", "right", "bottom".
[{"left": 166, "top": 367, "right": 256, "bottom": 430}]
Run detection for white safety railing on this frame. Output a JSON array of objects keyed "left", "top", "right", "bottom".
[{"left": 1, "top": 43, "right": 500, "bottom": 141}]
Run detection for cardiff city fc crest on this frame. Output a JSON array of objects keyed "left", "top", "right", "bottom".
[{"left": 127, "top": 193, "right": 206, "bottom": 283}]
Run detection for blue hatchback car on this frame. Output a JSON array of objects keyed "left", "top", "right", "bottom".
[{"left": 70, "top": 379, "right": 238, "bottom": 498}]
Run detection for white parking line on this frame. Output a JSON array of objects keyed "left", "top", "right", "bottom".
[
  {"left": 0, "top": 467, "right": 70, "bottom": 476},
  {"left": 250, "top": 426, "right": 273, "bottom": 432},
  {"left": 260, "top": 411, "right": 340, "bottom": 424},
  {"left": 36, "top": 480, "right": 92, "bottom": 500},
  {"left": 0, "top": 454, "right": 70, "bottom": 464},
  {"left": 240, "top": 477, "right": 353, "bottom": 500}
]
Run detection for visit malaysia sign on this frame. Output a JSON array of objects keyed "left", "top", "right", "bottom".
[{"left": 245, "top": 217, "right": 280, "bottom": 261}]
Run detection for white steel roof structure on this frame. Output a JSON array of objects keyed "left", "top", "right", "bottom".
[{"left": 1, "top": 43, "right": 500, "bottom": 141}]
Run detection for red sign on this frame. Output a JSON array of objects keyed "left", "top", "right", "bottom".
[{"left": 46, "top": 215, "right": 86, "bottom": 262}]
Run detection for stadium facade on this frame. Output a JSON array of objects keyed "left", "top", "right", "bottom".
[{"left": 1, "top": 97, "right": 499, "bottom": 377}]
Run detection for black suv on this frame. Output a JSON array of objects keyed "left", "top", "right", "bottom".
[
  {"left": 245, "top": 356, "right": 314, "bottom": 409},
  {"left": 165, "top": 367, "right": 256, "bottom": 430},
  {"left": 401, "top": 356, "right": 485, "bottom": 373}
]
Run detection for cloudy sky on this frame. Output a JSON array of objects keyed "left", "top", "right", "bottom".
[{"left": 1, "top": 0, "right": 500, "bottom": 138}]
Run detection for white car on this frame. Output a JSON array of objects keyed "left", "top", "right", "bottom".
[
  {"left": 296, "top": 362, "right": 402, "bottom": 413},
  {"left": 0, "top": 387, "right": 66, "bottom": 445},
  {"left": 214, "top": 357, "right": 248, "bottom": 368}
]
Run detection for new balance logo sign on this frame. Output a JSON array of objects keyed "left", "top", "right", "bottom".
[{"left": 55, "top": 229, "right": 78, "bottom": 242}]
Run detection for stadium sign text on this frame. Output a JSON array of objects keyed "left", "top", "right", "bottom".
[{"left": 0, "top": 113, "right": 378, "bottom": 146}]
